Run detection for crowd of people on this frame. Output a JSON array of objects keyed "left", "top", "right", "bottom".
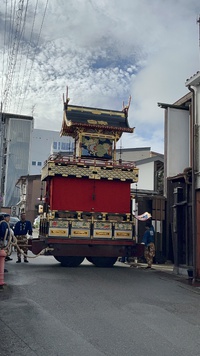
[{"left": 0, "top": 212, "right": 33, "bottom": 272}]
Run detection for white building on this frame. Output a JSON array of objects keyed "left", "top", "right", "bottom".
[
  {"left": 29, "top": 129, "right": 74, "bottom": 175},
  {"left": 0, "top": 119, "right": 74, "bottom": 207},
  {"left": 132, "top": 156, "right": 164, "bottom": 192},
  {"left": 116, "top": 147, "right": 154, "bottom": 161}
]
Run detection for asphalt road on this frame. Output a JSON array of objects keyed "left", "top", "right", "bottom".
[{"left": 1, "top": 253, "right": 200, "bottom": 356}]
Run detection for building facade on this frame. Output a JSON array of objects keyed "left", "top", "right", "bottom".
[
  {"left": 0, "top": 113, "right": 33, "bottom": 207},
  {"left": 185, "top": 72, "right": 200, "bottom": 279},
  {"left": 0, "top": 122, "right": 74, "bottom": 209},
  {"left": 29, "top": 129, "right": 74, "bottom": 175},
  {"left": 158, "top": 83, "right": 200, "bottom": 278},
  {"left": 131, "top": 155, "right": 165, "bottom": 263},
  {"left": 15, "top": 175, "right": 45, "bottom": 223}
]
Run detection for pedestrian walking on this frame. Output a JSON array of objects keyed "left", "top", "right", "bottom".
[
  {"left": 141, "top": 220, "right": 155, "bottom": 269},
  {"left": 14, "top": 212, "right": 33, "bottom": 263}
]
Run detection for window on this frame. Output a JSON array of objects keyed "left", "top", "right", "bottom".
[
  {"left": 32, "top": 161, "right": 36, "bottom": 166},
  {"left": 37, "top": 162, "right": 42, "bottom": 166},
  {"left": 61, "top": 142, "right": 67, "bottom": 150}
]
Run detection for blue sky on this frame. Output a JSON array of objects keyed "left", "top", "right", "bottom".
[{"left": 0, "top": 0, "right": 200, "bottom": 153}]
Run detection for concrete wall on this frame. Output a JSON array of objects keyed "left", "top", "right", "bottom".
[
  {"left": 131, "top": 161, "right": 154, "bottom": 190},
  {"left": 116, "top": 147, "right": 151, "bottom": 162}
]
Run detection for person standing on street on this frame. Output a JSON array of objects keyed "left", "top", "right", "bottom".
[
  {"left": 14, "top": 212, "right": 33, "bottom": 263},
  {"left": 0, "top": 214, "right": 11, "bottom": 272},
  {"left": 3, "top": 214, "right": 13, "bottom": 261},
  {"left": 141, "top": 220, "right": 155, "bottom": 269}
]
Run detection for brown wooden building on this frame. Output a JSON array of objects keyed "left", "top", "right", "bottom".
[{"left": 16, "top": 175, "right": 45, "bottom": 224}]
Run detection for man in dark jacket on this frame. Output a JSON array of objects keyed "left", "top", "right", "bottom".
[
  {"left": 142, "top": 220, "right": 155, "bottom": 269},
  {"left": 14, "top": 212, "right": 32, "bottom": 263}
]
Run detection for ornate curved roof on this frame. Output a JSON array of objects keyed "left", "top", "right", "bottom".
[{"left": 60, "top": 102, "right": 134, "bottom": 137}]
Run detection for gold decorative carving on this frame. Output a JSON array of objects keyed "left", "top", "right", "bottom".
[
  {"left": 41, "top": 161, "right": 139, "bottom": 183},
  {"left": 87, "top": 120, "right": 108, "bottom": 125},
  {"left": 87, "top": 120, "right": 97, "bottom": 124}
]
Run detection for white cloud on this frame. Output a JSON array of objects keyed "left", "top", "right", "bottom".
[{"left": 1, "top": 0, "right": 200, "bottom": 154}]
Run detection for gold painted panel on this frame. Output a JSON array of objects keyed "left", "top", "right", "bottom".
[
  {"left": 42, "top": 162, "right": 139, "bottom": 183},
  {"left": 93, "top": 230, "right": 112, "bottom": 238},
  {"left": 114, "top": 231, "right": 132, "bottom": 239},
  {"left": 49, "top": 228, "right": 68, "bottom": 236},
  {"left": 71, "top": 229, "right": 90, "bottom": 237}
]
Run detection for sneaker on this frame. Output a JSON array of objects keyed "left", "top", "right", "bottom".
[
  {"left": 16, "top": 259, "right": 21, "bottom": 263},
  {"left": 4, "top": 269, "right": 8, "bottom": 272},
  {"left": 24, "top": 259, "right": 29, "bottom": 263}
]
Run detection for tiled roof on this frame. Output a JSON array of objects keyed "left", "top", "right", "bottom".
[
  {"left": 61, "top": 104, "right": 134, "bottom": 136},
  {"left": 185, "top": 71, "right": 200, "bottom": 86}
]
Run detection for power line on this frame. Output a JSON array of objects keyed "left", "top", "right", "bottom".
[
  {"left": 10, "top": 0, "right": 30, "bottom": 112},
  {"left": 2, "top": 0, "right": 49, "bottom": 115},
  {"left": 19, "top": 0, "right": 49, "bottom": 114},
  {"left": 1, "top": 0, "right": 8, "bottom": 101},
  {"left": 7, "top": 0, "right": 30, "bottom": 112},
  {"left": 16, "top": 0, "right": 39, "bottom": 113},
  {"left": 2, "top": 0, "right": 26, "bottom": 112},
  {"left": 6, "top": 0, "right": 17, "bottom": 75}
]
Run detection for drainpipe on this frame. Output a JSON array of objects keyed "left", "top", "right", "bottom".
[{"left": 188, "top": 85, "right": 196, "bottom": 281}]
